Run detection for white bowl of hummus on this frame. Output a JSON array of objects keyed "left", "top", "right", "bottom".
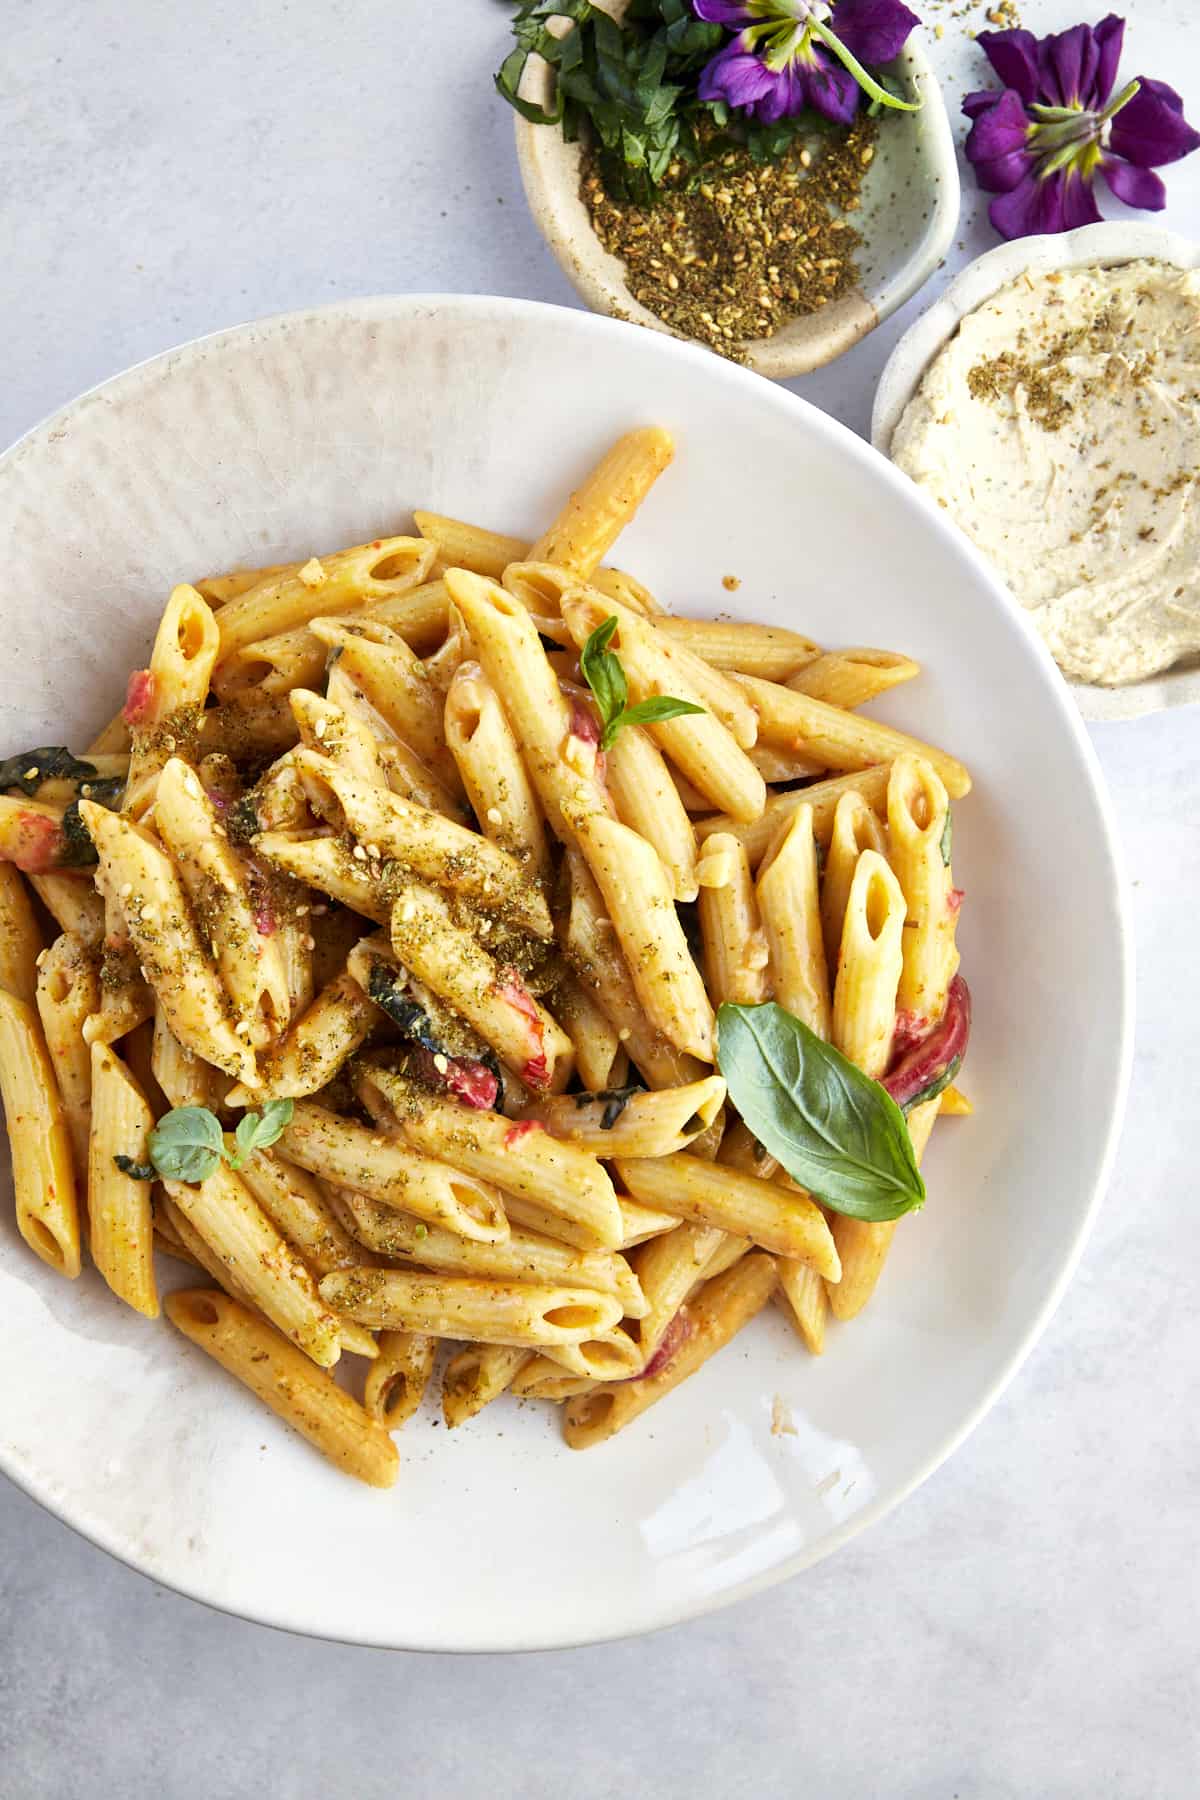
[{"left": 871, "top": 221, "right": 1200, "bottom": 721}]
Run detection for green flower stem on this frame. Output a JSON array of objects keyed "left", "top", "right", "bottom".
[{"left": 809, "top": 16, "right": 921, "bottom": 112}]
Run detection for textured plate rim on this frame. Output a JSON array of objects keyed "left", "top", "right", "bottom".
[{"left": 0, "top": 293, "right": 1135, "bottom": 1651}]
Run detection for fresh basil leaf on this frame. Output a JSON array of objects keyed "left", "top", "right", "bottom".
[
  {"left": 614, "top": 695, "right": 705, "bottom": 737},
  {"left": 716, "top": 1002, "right": 926, "bottom": 1222},
  {"left": 228, "top": 1097, "right": 295, "bottom": 1169},
  {"left": 113, "top": 1154, "right": 156, "bottom": 1182},
  {"left": 940, "top": 807, "right": 953, "bottom": 867},
  {"left": 148, "top": 1106, "right": 226, "bottom": 1185},
  {"left": 58, "top": 802, "right": 99, "bottom": 869},
  {"left": 580, "top": 615, "right": 626, "bottom": 732}
]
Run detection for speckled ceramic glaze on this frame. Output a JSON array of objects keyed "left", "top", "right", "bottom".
[
  {"left": 0, "top": 296, "right": 1131, "bottom": 1649},
  {"left": 515, "top": 34, "right": 959, "bottom": 379},
  {"left": 872, "top": 221, "right": 1200, "bottom": 721}
]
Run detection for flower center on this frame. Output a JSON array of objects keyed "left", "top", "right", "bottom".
[{"left": 1027, "top": 79, "right": 1141, "bottom": 181}]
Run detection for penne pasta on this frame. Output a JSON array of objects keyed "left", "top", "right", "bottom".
[
  {"left": 615, "top": 1153, "right": 840, "bottom": 1275},
  {"left": 358, "top": 1062, "right": 622, "bottom": 1251},
  {"left": 0, "top": 863, "right": 42, "bottom": 1005},
  {"left": 442, "top": 1343, "right": 530, "bottom": 1427},
  {"left": 86, "top": 1042, "right": 158, "bottom": 1317},
  {"left": 786, "top": 646, "right": 920, "bottom": 710},
  {"left": 320, "top": 1267, "right": 624, "bottom": 1348},
  {"left": 36, "top": 932, "right": 100, "bottom": 1169},
  {"left": 164, "top": 1290, "right": 398, "bottom": 1488},
  {"left": 123, "top": 584, "right": 221, "bottom": 815},
  {"left": 548, "top": 974, "right": 625, "bottom": 1092},
  {"left": 214, "top": 535, "right": 435, "bottom": 660},
  {"left": 821, "top": 787, "right": 888, "bottom": 972},
  {"left": 444, "top": 661, "right": 552, "bottom": 882},
  {"left": 519, "top": 1075, "right": 725, "bottom": 1159},
  {"left": 27, "top": 872, "right": 106, "bottom": 946},
  {"left": 276, "top": 1101, "right": 510, "bottom": 1244},
  {"left": 831, "top": 849, "right": 906, "bottom": 1079},
  {"left": 603, "top": 724, "right": 699, "bottom": 903},
  {"left": 527, "top": 427, "right": 674, "bottom": 575},
  {"left": 631, "top": 1220, "right": 726, "bottom": 1371},
  {"left": 756, "top": 802, "right": 830, "bottom": 1038},
  {"left": 776, "top": 1261, "right": 827, "bottom": 1354},
  {"left": 694, "top": 766, "right": 892, "bottom": 866},
  {"left": 310, "top": 618, "right": 461, "bottom": 794},
  {"left": 826, "top": 1095, "right": 941, "bottom": 1323},
  {"left": 655, "top": 617, "right": 820, "bottom": 681},
  {"left": 0, "top": 989, "right": 81, "bottom": 1275},
  {"left": 225, "top": 970, "right": 376, "bottom": 1107},
  {"left": 696, "top": 832, "right": 770, "bottom": 1008},
  {"left": 237, "top": 1152, "right": 369, "bottom": 1275},
  {"left": 563, "top": 1252, "right": 778, "bottom": 1448},
  {"left": 887, "top": 754, "right": 961, "bottom": 1030},
  {"left": 363, "top": 1331, "right": 436, "bottom": 1428}
]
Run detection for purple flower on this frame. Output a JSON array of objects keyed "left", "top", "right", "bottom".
[
  {"left": 694, "top": 0, "right": 920, "bottom": 128},
  {"left": 962, "top": 14, "right": 1200, "bottom": 239}
]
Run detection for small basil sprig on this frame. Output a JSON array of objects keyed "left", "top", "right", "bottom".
[
  {"left": 716, "top": 1002, "right": 925, "bottom": 1222},
  {"left": 580, "top": 616, "right": 704, "bottom": 751},
  {"left": 128, "top": 1098, "right": 295, "bottom": 1185}
]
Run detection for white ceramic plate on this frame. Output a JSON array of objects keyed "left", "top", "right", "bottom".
[
  {"left": 871, "top": 220, "right": 1200, "bottom": 722},
  {"left": 0, "top": 296, "right": 1132, "bottom": 1650}
]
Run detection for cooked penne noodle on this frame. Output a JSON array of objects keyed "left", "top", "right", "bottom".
[
  {"left": 27, "top": 872, "right": 105, "bottom": 946},
  {"left": 786, "top": 646, "right": 920, "bottom": 710},
  {"left": 226, "top": 970, "right": 376, "bottom": 1107},
  {"left": 560, "top": 849, "right": 704, "bottom": 1089},
  {"left": 603, "top": 724, "right": 699, "bottom": 902},
  {"left": 214, "top": 536, "right": 435, "bottom": 660},
  {"left": 446, "top": 570, "right": 603, "bottom": 843},
  {"left": 500, "top": 561, "right": 581, "bottom": 646},
  {"left": 285, "top": 752, "right": 553, "bottom": 939},
  {"left": 748, "top": 744, "right": 827, "bottom": 783},
  {"left": 0, "top": 864, "right": 42, "bottom": 1005},
  {"left": 696, "top": 1233, "right": 751, "bottom": 1282},
  {"left": 277, "top": 1101, "right": 510, "bottom": 1244},
  {"left": 548, "top": 974, "right": 625, "bottom": 1092},
  {"left": 414, "top": 513, "right": 529, "bottom": 580},
  {"left": 196, "top": 688, "right": 300, "bottom": 760},
  {"left": 696, "top": 832, "right": 770, "bottom": 1008},
  {"left": 444, "top": 662, "right": 552, "bottom": 881},
  {"left": 776, "top": 1261, "right": 827, "bottom": 1354},
  {"left": 563, "top": 800, "right": 713, "bottom": 1062},
  {"left": 519, "top": 1075, "right": 725, "bottom": 1159},
  {"left": 442, "top": 1343, "right": 530, "bottom": 1427},
  {"left": 389, "top": 881, "right": 573, "bottom": 1091},
  {"left": 82, "top": 945, "right": 155, "bottom": 1048},
  {"left": 86, "top": 1042, "right": 158, "bottom": 1317},
  {"left": 123, "top": 585, "right": 221, "bottom": 814},
  {"left": 510, "top": 1357, "right": 598, "bottom": 1401},
  {"left": 538, "top": 1328, "right": 643, "bottom": 1380},
  {"left": 655, "top": 617, "right": 820, "bottom": 680},
  {"left": 527, "top": 427, "right": 674, "bottom": 574},
  {"left": 310, "top": 618, "right": 460, "bottom": 793},
  {"left": 321, "top": 1267, "right": 624, "bottom": 1347},
  {"left": 359, "top": 1063, "right": 622, "bottom": 1251},
  {"left": 563, "top": 1252, "right": 778, "bottom": 1448},
  {"left": 887, "top": 754, "right": 961, "bottom": 1029},
  {"left": 375, "top": 736, "right": 468, "bottom": 823},
  {"left": 631, "top": 1220, "right": 726, "bottom": 1369},
  {"left": 330, "top": 1185, "right": 646, "bottom": 1316},
  {"left": 694, "top": 766, "right": 891, "bottom": 865},
  {"left": 826, "top": 1095, "right": 941, "bottom": 1322},
  {"left": 756, "top": 802, "right": 830, "bottom": 1038},
  {"left": 734, "top": 673, "right": 971, "bottom": 798},
  {"left": 615, "top": 1153, "right": 840, "bottom": 1275},
  {"left": 78, "top": 801, "right": 258, "bottom": 1086},
  {"left": 87, "top": 709, "right": 133, "bottom": 755},
  {"left": 832, "top": 849, "right": 906, "bottom": 1079},
  {"left": 164, "top": 1164, "right": 344, "bottom": 1367},
  {"left": 0, "top": 989, "right": 81, "bottom": 1276},
  {"left": 363, "top": 1331, "right": 436, "bottom": 1428},
  {"left": 821, "top": 787, "right": 888, "bottom": 971},
  {"left": 164, "top": 1290, "right": 398, "bottom": 1488},
  {"left": 153, "top": 757, "right": 291, "bottom": 1048},
  {"left": 35, "top": 932, "right": 100, "bottom": 1168},
  {"left": 250, "top": 831, "right": 392, "bottom": 925},
  {"left": 222, "top": 582, "right": 453, "bottom": 696},
  {"left": 195, "top": 561, "right": 299, "bottom": 606},
  {"left": 238, "top": 1152, "right": 369, "bottom": 1275}
]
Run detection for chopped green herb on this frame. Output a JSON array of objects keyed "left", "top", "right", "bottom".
[{"left": 580, "top": 615, "right": 704, "bottom": 750}]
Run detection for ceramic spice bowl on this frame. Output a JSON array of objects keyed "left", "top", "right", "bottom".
[{"left": 514, "top": 34, "right": 960, "bottom": 379}]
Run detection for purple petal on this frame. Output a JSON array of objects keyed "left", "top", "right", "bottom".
[
  {"left": 1109, "top": 76, "right": 1200, "bottom": 167},
  {"left": 1039, "top": 23, "right": 1098, "bottom": 108},
  {"left": 828, "top": 0, "right": 919, "bottom": 66},
  {"left": 697, "top": 36, "right": 777, "bottom": 110},
  {"left": 751, "top": 59, "right": 813, "bottom": 125},
  {"left": 692, "top": 1, "right": 756, "bottom": 24},
  {"left": 963, "top": 87, "right": 1002, "bottom": 120},
  {"left": 1092, "top": 14, "right": 1126, "bottom": 108},
  {"left": 802, "top": 52, "right": 862, "bottom": 125},
  {"left": 1059, "top": 168, "right": 1104, "bottom": 229},
  {"left": 964, "top": 88, "right": 1034, "bottom": 192},
  {"left": 988, "top": 171, "right": 1068, "bottom": 239},
  {"left": 1102, "top": 154, "right": 1167, "bottom": 210},
  {"left": 975, "top": 28, "right": 1042, "bottom": 104}
]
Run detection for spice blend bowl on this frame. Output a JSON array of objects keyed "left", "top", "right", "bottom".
[
  {"left": 871, "top": 220, "right": 1200, "bottom": 723},
  {"left": 515, "top": 36, "right": 959, "bottom": 378}
]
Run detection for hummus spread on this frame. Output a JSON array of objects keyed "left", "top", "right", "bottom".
[{"left": 891, "top": 261, "right": 1200, "bottom": 686}]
